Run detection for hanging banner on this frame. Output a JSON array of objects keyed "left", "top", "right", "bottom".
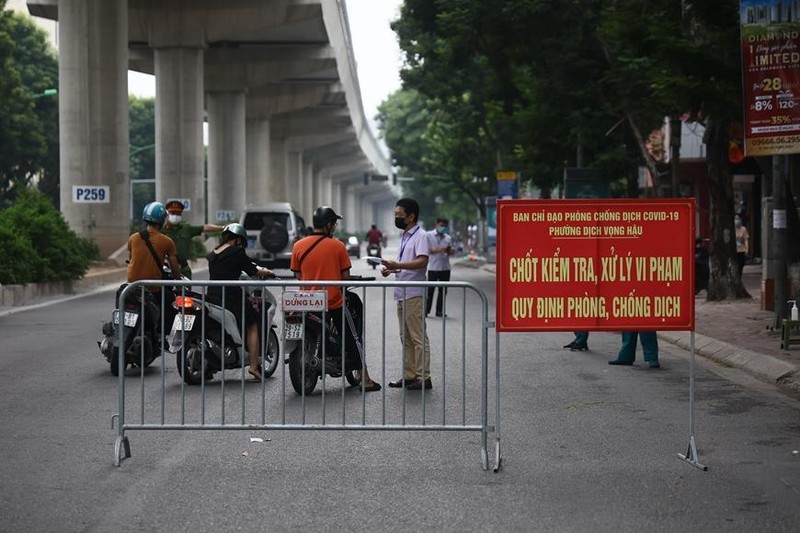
[
  {"left": 496, "top": 199, "right": 695, "bottom": 333},
  {"left": 740, "top": 1, "right": 800, "bottom": 156}
]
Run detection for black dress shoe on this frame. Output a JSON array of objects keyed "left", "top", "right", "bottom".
[
  {"left": 570, "top": 344, "right": 588, "bottom": 352},
  {"left": 563, "top": 342, "right": 575, "bottom": 349},
  {"left": 608, "top": 359, "right": 634, "bottom": 366},
  {"left": 647, "top": 361, "right": 661, "bottom": 368},
  {"left": 407, "top": 378, "right": 432, "bottom": 390},
  {"left": 389, "top": 378, "right": 415, "bottom": 388}
]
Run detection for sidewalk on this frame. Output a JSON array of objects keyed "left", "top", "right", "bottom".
[{"left": 468, "top": 259, "right": 800, "bottom": 399}]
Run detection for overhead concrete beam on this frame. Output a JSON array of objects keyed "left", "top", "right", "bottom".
[
  {"left": 319, "top": 0, "right": 390, "bottom": 176},
  {"left": 205, "top": 56, "right": 337, "bottom": 91},
  {"left": 246, "top": 84, "right": 340, "bottom": 117},
  {"left": 284, "top": 133, "right": 347, "bottom": 152},
  {"left": 303, "top": 140, "right": 360, "bottom": 162},
  {"left": 270, "top": 108, "right": 352, "bottom": 138}
]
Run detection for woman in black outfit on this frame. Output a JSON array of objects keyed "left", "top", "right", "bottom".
[{"left": 207, "top": 223, "right": 274, "bottom": 380}]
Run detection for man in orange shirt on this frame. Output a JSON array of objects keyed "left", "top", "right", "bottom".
[
  {"left": 127, "top": 201, "right": 182, "bottom": 288},
  {"left": 124, "top": 202, "right": 183, "bottom": 329},
  {"left": 290, "top": 206, "right": 380, "bottom": 391}
]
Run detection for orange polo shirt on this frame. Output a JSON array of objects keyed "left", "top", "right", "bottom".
[{"left": 290, "top": 234, "right": 351, "bottom": 310}]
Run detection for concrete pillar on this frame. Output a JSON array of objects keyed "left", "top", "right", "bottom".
[
  {"left": 321, "top": 176, "right": 333, "bottom": 211},
  {"left": 286, "top": 151, "right": 302, "bottom": 212},
  {"left": 333, "top": 181, "right": 343, "bottom": 217},
  {"left": 246, "top": 117, "right": 271, "bottom": 205},
  {"left": 154, "top": 47, "right": 205, "bottom": 224},
  {"left": 343, "top": 186, "right": 357, "bottom": 227},
  {"left": 269, "top": 137, "right": 287, "bottom": 204},
  {"left": 207, "top": 91, "right": 247, "bottom": 224},
  {"left": 58, "top": 0, "right": 129, "bottom": 256},
  {"left": 303, "top": 161, "right": 315, "bottom": 212}
]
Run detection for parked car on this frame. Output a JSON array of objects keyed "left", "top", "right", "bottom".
[{"left": 239, "top": 203, "right": 309, "bottom": 268}]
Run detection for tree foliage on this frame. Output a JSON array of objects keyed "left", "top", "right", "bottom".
[
  {"left": 386, "top": 0, "right": 748, "bottom": 300},
  {"left": 0, "top": 4, "right": 58, "bottom": 207},
  {"left": 129, "top": 96, "right": 156, "bottom": 182}
]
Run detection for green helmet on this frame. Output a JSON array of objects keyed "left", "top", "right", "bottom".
[{"left": 222, "top": 223, "right": 247, "bottom": 243}]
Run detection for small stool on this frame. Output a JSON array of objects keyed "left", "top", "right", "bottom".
[{"left": 781, "top": 319, "right": 800, "bottom": 350}]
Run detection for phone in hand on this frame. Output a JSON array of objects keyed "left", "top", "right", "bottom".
[{"left": 366, "top": 257, "right": 385, "bottom": 266}]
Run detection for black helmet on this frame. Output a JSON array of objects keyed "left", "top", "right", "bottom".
[{"left": 312, "top": 206, "right": 342, "bottom": 228}]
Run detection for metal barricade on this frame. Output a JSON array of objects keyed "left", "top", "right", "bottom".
[{"left": 111, "top": 278, "right": 501, "bottom": 471}]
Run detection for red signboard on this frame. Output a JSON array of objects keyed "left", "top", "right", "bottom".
[{"left": 496, "top": 199, "right": 695, "bottom": 333}]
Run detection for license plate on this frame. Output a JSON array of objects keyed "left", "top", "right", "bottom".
[
  {"left": 113, "top": 310, "right": 139, "bottom": 327},
  {"left": 284, "top": 322, "right": 303, "bottom": 340},
  {"left": 171, "top": 314, "right": 196, "bottom": 331}
]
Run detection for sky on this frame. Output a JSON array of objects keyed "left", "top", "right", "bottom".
[{"left": 127, "top": 0, "right": 403, "bottom": 139}]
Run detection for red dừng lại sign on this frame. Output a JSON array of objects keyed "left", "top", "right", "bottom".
[{"left": 496, "top": 199, "right": 695, "bottom": 333}]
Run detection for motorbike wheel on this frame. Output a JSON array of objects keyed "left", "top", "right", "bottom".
[
  {"left": 262, "top": 329, "right": 280, "bottom": 378},
  {"left": 288, "top": 329, "right": 319, "bottom": 395},
  {"left": 110, "top": 349, "right": 124, "bottom": 377},
  {"left": 177, "top": 337, "right": 207, "bottom": 385}
]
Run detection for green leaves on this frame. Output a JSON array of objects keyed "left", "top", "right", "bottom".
[
  {"left": 387, "top": 0, "right": 742, "bottom": 206},
  {"left": 0, "top": 7, "right": 58, "bottom": 207}
]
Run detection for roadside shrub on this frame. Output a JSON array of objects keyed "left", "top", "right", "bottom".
[
  {"left": 0, "top": 188, "right": 93, "bottom": 284},
  {"left": 0, "top": 224, "right": 39, "bottom": 284}
]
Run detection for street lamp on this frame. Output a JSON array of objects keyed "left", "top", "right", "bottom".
[
  {"left": 32, "top": 88, "right": 57, "bottom": 99},
  {"left": 129, "top": 143, "right": 155, "bottom": 158}
]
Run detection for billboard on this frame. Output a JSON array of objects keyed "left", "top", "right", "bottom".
[
  {"left": 496, "top": 199, "right": 695, "bottom": 333},
  {"left": 740, "top": 1, "right": 800, "bottom": 156}
]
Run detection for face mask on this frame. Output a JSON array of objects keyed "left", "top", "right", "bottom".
[
  {"left": 167, "top": 214, "right": 181, "bottom": 225},
  {"left": 734, "top": 219, "right": 742, "bottom": 227},
  {"left": 436, "top": 226, "right": 446, "bottom": 234},
  {"left": 394, "top": 216, "right": 406, "bottom": 230}
]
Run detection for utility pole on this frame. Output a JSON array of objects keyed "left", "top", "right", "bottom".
[
  {"left": 772, "top": 155, "right": 788, "bottom": 328},
  {"left": 670, "top": 116, "right": 681, "bottom": 197}
]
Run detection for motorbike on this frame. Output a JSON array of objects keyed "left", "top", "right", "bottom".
[
  {"left": 283, "top": 278, "right": 371, "bottom": 395},
  {"left": 98, "top": 284, "right": 174, "bottom": 376},
  {"left": 366, "top": 242, "right": 381, "bottom": 269},
  {"left": 695, "top": 237, "right": 710, "bottom": 295},
  {"left": 169, "top": 278, "right": 280, "bottom": 385}
]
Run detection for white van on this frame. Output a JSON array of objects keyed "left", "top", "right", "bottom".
[{"left": 239, "top": 203, "right": 310, "bottom": 268}]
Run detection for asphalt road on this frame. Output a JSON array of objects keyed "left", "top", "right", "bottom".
[{"left": 1, "top": 260, "right": 799, "bottom": 532}]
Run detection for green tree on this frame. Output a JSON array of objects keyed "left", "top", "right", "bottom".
[
  {"left": 595, "top": 0, "right": 747, "bottom": 299},
  {"left": 129, "top": 96, "right": 155, "bottom": 181},
  {"left": 389, "top": 0, "right": 748, "bottom": 300},
  {"left": 0, "top": 4, "right": 59, "bottom": 207}
]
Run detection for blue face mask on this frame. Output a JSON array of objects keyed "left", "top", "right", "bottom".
[{"left": 436, "top": 226, "right": 447, "bottom": 234}]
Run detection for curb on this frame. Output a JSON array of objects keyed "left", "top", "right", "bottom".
[
  {"left": 476, "top": 262, "right": 800, "bottom": 399},
  {"left": 657, "top": 331, "right": 800, "bottom": 399},
  {"left": 0, "top": 268, "right": 127, "bottom": 308},
  {"left": 0, "top": 260, "right": 209, "bottom": 311}
]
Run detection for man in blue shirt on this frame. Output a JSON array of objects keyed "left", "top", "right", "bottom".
[{"left": 381, "top": 198, "right": 432, "bottom": 390}]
